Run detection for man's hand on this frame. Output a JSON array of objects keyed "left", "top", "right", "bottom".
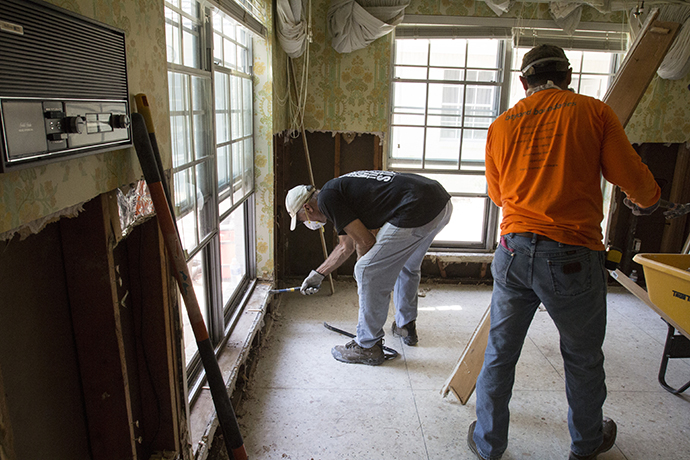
[
  {"left": 623, "top": 197, "right": 660, "bottom": 216},
  {"left": 663, "top": 202, "right": 690, "bottom": 219},
  {"left": 300, "top": 270, "right": 325, "bottom": 295}
]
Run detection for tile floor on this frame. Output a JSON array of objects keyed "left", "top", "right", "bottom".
[{"left": 237, "top": 280, "right": 690, "bottom": 459}]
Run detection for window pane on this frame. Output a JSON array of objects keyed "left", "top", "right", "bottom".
[
  {"left": 174, "top": 168, "right": 197, "bottom": 251},
  {"left": 217, "top": 144, "right": 231, "bottom": 191},
  {"left": 213, "top": 32, "right": 222, "bottom": 65},
  {"left": 429, "top": 67, "right": 464, "bottom": 81},
  {"left": 181, "top": 0, "right": 196, "bottom": 17},
  {"left": 565, "top": 50, "right": 583, "bottom": 72},
  {"left": 466, "top": 69, "right": 499, "bottom": 82},
  {"left": 396, "top": 40, "right": 429, "bottom": 66},
  {"left": 243, "top": 137, "right": 254, "bottom": 197},
  {"left": 434, "top": 197, "right": 486, "bottom": 242},
  {"left": 232, "top": 142, "right": 243, "bottom": 203},
  {"left": 243, "top": 78, "right": 253, "bottom": 136},
  {"left": 166, "top": 10, "right": 181, "bottom": 65},
  {"left": 196, "top": 161, "right": 215, "bottom": 243},
  {"left": 425, "top": 127, "right": 460, "bottom": 169},
  {"left": 396, "top": 66, "right": 428, "bottom": 80},
  {"left": 238, "top": 44, "right": 250, "bottom": 74},
  {"left": 423, "top": 173, "right": 487, "bottom": 194},
  {"left": 182, "top": 17, "right": 200, "bottom": 68},
  {"left": 467, "top": 40, "right": 499, "bottom": 68},
  {"left": 428, "top": 83, "right": 463, "bottom": 116},
  {"left": 192, "top": 76, "right": 212, "bottom": 159},
  {"left": 168, "top": 72, "right": 192, "bottom": 167},
  {"left": 231, "top": 75, "right": 242, "bottom": 140},
  {"left": 215, "top": 73, "right": 229, "bottom": 143},
  {"left": 220, "top": 207, "right": 246, "bottom": 306},
  {"left": 461, "top": 129, "right": 487, "bottom": 165},
  {"left": 390, "top": 126, "right": 424, "bottom": 168},
  {"left": 427, "top": 114, "right": 461, "bottom": 127},
  {"left": 430, "top": 39, "right": 466, "bottom": 67},
  {"left": 579, "top": 75, "right": 609, "bottom": 99},
  {"left": 224, "top": 41, "right": 237, "bottom": 69},
  {"left": 582, "top": 51, "right": 612, "bottom": 73},
  {"left": 393, "top": 82, "right": 427, "bottom": 114},
  {"left": 393, "top": 113, "right": 426, "bottom": 126},
  {"left": 465, "top": 85, "right": 498, "bottom": 118},
  {"left": 182, "top": 250, "right": 208, "bottom": 366}
]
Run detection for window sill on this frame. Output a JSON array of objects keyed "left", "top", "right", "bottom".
[{"left": 188, "top": 280, "right": 273, "bottom": 460}]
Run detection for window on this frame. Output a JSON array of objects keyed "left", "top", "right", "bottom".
[
  {"left": 389, "top": 35, "right": 623, "bottom": 251},
  {"left": 165, "top": 0, "right": 255, "bottom": 396},
  {"left": 390, "top": 38, "right": 506, "bottom": 250}
]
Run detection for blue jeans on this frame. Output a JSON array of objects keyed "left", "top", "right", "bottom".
[
  {"left": 353, "top": 200, "right": 452, "bottom": 348},
  {"left": 473, "top": 233, "right": 608, "bottom": 459}
]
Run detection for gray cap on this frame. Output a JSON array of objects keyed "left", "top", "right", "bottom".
[{"left": 520, "top": 44, "right": 570, "bottom": 77}]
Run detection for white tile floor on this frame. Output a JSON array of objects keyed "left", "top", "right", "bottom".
[{"left": 237, "top": 281, "right": 690, "bottom": 459}]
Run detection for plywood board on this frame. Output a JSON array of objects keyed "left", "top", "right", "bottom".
[
  {"left": 441, "top": 304, "right": 490, "bottom": 404},
  {"left": 603, "top": 12, "right": 680, "bottom": 126}
]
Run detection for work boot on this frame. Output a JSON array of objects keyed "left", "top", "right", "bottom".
[
  {"left": 331, "top": 339, "right": 385, "bottom": 366},
  {"left": 568, "top": 417, "right": 617, "bottom": 459},
  {"left": 392, "top": 320, "right": 418, "bottom": 346},
  {"left": 467, "top": 421, "right": 497, "bottom": 460}
]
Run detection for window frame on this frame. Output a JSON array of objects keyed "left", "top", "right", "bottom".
[{"left": 165, "top": 0, "right": 257, "bottom": 402}]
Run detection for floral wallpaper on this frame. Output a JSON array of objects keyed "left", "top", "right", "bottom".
[
  {"left": 626, "top": 72, "right": 690, "bottom": 144},
  {"left": 0, "top": 0, "right": 169, "bottom": 238}
]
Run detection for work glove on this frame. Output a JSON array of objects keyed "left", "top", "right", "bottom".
[
  {"left": 663, "top": 202, "right": 690, "bottom": 220},
  {"left": 623, "top": 197, "right": 660, "bottom": 216},
  {"left": 300, "top": 270, "right": 324, "bottom": 295}
]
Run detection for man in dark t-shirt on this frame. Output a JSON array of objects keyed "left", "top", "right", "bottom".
[{"left": 285, "top": 171, "right": 452, "bottom": 365}]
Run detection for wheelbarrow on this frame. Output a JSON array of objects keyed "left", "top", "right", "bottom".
[{"left": 631, "top": 253, "right": 690, "bottom": 395}]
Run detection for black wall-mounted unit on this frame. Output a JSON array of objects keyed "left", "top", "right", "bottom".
[{"left": 0, "top": 0, "right": 131, "bottom": 173}]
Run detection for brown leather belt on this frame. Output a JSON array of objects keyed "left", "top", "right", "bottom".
[{"left": 513, "top": 232, "right": 555, "bottom": 242}]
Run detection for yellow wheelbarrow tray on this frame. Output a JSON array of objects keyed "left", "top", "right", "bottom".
[{"left": 633, "top": 253, "right": 690, "bottom": 395}]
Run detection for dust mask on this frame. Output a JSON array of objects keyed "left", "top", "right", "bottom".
[{"left": 304, "top": 220, "right": 325, "bottom": 231}]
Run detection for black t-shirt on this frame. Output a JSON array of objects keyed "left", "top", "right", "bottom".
[{"left": 317, "top": 171, "right": 450, "bottom": 235}]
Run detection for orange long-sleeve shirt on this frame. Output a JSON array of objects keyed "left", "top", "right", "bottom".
[{"left": 486, "top": 87, "right": 660, "bottom": 250}]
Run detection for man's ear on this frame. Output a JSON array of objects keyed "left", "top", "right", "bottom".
[{"left": 519, "top": 76, "right": 529, "bottom": 91}]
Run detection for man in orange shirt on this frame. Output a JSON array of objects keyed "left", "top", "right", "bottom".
[{"left": 468, "top": 45, "right": 662, "bottom": 460}]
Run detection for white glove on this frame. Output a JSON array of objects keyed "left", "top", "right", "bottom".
[{"left": 301, "top": 270, "right": 324, "bottom": 295}]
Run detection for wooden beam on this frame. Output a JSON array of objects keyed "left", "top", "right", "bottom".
[
  {"left": 60, "top": 194, "right": 138, "bottom": 460},
  {"left": 125, "top": 218, "right": 181, "bottom": 454},
  {"left": 603, "top": 11, "right": 680, "bottom": 127},
  {"left": 441, "top": 305, "right": 490, "bottom": 403}
]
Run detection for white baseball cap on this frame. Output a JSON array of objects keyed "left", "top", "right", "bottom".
[{"left": 285, "top": 185, "right": 315, "bottom": 231}]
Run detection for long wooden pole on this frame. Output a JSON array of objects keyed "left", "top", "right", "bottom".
[{"left": 131, "top": 113, "right": 247, "bottom": 460}]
